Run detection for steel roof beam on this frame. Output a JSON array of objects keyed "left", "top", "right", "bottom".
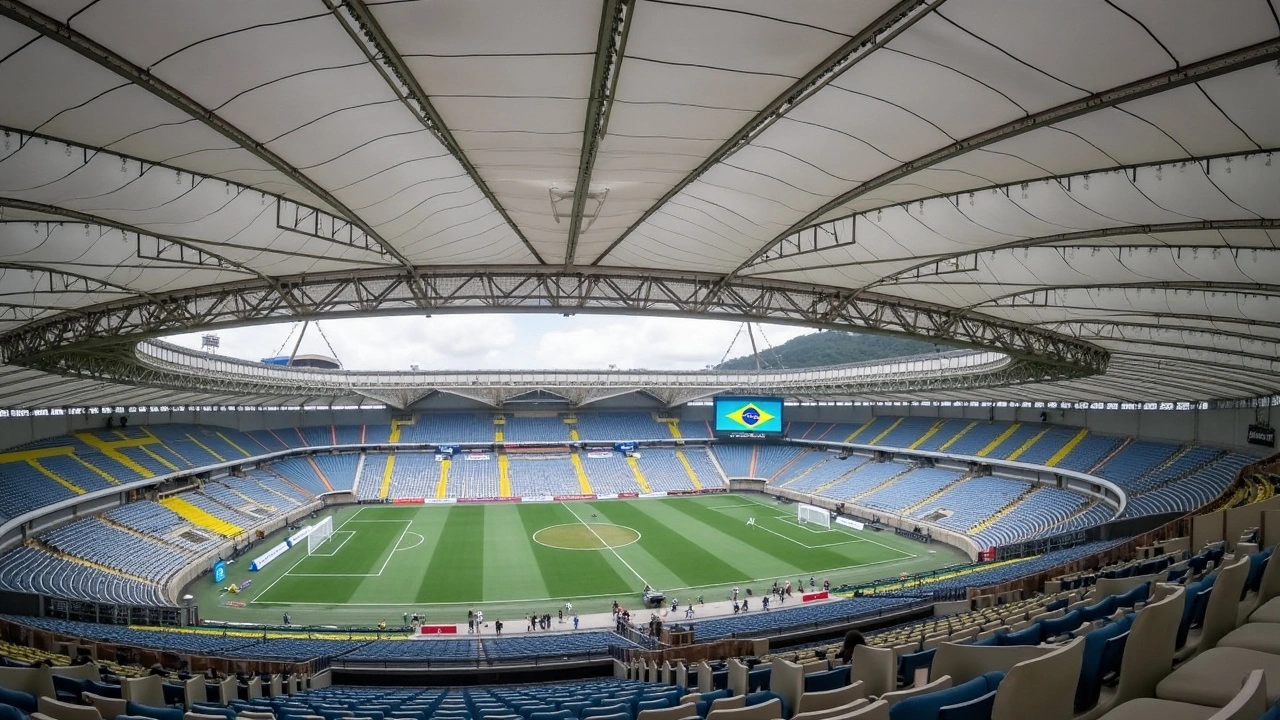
[
  {"left": 0, "top": 266, "right": 1107, "bottom": 375},
  {"left": 0, "top": 0, "right": 418, "bottom": 274},
  {"left": 737, "top": 37, "right": 1280, "bottom": 275},
  {"left": 589, "top": 0, "right": 943, "bottom": 265},
  {"left": 331, "top": 0, "right": 546, "bottom": 264},
  {"left": 565, "top": 0, "right": 633, "bottom": 267}
]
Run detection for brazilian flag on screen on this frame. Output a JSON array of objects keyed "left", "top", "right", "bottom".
[{"left": 714, "top": 397, "right": 784, "bottom": 434}]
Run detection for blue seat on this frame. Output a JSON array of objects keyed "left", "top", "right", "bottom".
[
  {"left": 561, "top": 701, "right": 592, "bottom": 717},
  {"left": 582, "top": 704, "right": 629, "bottom": 720},
  {"left": 126, "top": 701, "right": 184, "bottom": 720},
  {"left": 937, "top": 690, "right": 996, "bottom": 720},
  {"left": 52, "top": 675, "right": 92, "bottom": 703},
  {"left": 1113, "top": 583, "right": 1148, "bottom": 609},
  {"left": 1043, "top": 598, "right": 1069, "bottom": 612},
  {"left": 899, "top": 649, "right": 937, "bottom": 686},
  {"left": 747, "top": 667, "right": 771, "bottom": 693},
  {"left": 1039, "top": 610, "right": 1084, "bottom": 642},
  {"left": 1074, "top": 615, "right": 1135, "bottom": 712},
  {"left": 0, "top": 701, "right": 25, "bottom": 720},
  {"left": 1078, "top": 597, "right": 1115, "bottom": 623},
  {"left": 192, "top": 704, "right": 236, "bottom": 720},
  {"left": 0, "top": 688, "right": 35, "bottom": 715},
  {"left": 529, "top": 710, "right": 573, "bottom": 720},
  {"left": 745, "top": 691, "right": 787, "bottom": 718},
  {"left": 804, "top": 666, "right": 849, "bottom": 693},
  {"left": 999, "top": 625, "right": 1041, "bottom": 647},
  {"left": 970, "top": 630, "right": 1005, "bottom": 646},
  {"left": 693, "top": 690, "right": 729, "bottom": 717},
  {"left": 889, "top": 672, "right": 1005, "bottom": 720}
]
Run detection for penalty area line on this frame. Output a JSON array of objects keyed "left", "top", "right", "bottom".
[{"left": 249, "top": 507, "right": 364, "bottom": 606}]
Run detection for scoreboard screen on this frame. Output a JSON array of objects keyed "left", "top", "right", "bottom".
[{"left": 713, "top": 396, "right": 784, "bottom": 436}]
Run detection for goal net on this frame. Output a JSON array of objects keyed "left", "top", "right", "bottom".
[
  {"left": 797, "top": 503, "right": 831, "bottom": 529},
  {"left": 307, "top": 516, "right": 334, "bottom": 555}
]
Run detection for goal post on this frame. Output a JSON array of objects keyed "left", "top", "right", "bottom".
[
  {"left": 307, "top": 516, "right": 334, "bottom": 555},
  {"left": 797, "top": 503, "right": 831, "bottom": 529}
]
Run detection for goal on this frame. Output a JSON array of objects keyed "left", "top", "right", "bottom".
[
  {"left": 797, "top": 503, "right": 830, "bottom": 529},
  {"left": 307, "top": 516, "right": 334, "bottom": 555}
]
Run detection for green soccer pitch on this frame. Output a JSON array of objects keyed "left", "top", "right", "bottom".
[{"left": 193, "top": 494, "right": 968, "bottom": 625}]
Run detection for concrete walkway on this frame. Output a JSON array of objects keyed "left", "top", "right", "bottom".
[{"left": 406, "top": 589, "right": 835, "bottom": 640}]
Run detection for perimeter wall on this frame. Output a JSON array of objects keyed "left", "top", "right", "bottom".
[{"left": 0, "top": 398, "right": 1271, "bottom": 455}]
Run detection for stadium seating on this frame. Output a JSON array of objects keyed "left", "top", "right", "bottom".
[
  {"left": 686, "top": 596, "right": 925, "bottom": 641},
  {"left": 42, "top": 518, "right": 189, "bottom": 582},
  {"left": 574, "top": 412, "right": 670, "bottom": 441},
  {"left": 634, "top": 450, "right": 701, "bottom": 492},
  {"left": 917, "top": 476, "right": 1030, "bottom": 534},
  {"left": 714, "top": 445, "right": 753, "bottom": 478},
  {"left": 973, "top": 486, "right": 1088, "bottom": 547},
  {"left": 0, "top": 460, "right": 80, "bottom": 519},
  {"left": 507, "top": 455, "right": 578, "bottom": 496},
  {"left": 581, "top": 452, "right": 643, "bottom": 494},
  {"left": 754, "top": 446, "right": 806, "bottom": 480},
  {"left": 339, "top": 639, "right": 478, "bottom": 662},
  {"left": 503, "top": 416, "right": 570, "bottom": 443},
  {"left": 0, "top": 545, "right": 168, "bottom": 605},
  {"left": 853, "top": 465, "right": 956, "bottom": 510},
  {"left": 356, "top": 453, "right": 390, "bottom": 499},
  {"left": 451, "top": 454, "right": 501, "bottom": 498},
  {"left": 482, "top": 632, "right": 637, "bottom": 659},
  {"left": 386, "top": 453, "right": 443, "bottom": 499},
  {"left": 775, "top": 454, "right": 868, "bottom": 494},
  {"left": 874, "top": 417, "right": 940, "bottom": 448},
  {"left": 105, "top": 501, "right": 220, "bottom": 553},
  {"left": 272, "top": 456, "right": 334, "bottom": 496}
]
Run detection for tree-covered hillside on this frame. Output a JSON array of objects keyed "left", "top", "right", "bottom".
[{"left": 716, "top": 330, "right": 949, "bottom": 371}]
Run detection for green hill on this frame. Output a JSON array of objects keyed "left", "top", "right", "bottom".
[{"left": 716, "top": 330, "right": 950, "bottom": 371}]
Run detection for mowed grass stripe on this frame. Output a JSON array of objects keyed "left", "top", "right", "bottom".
[
  {"left": 517, "top": 503, "right": 634, "bottom": 598},
  {"left": 587, "top": 499, "right": 745, "bottom": 586},
  {"left": 417, "top": 505, "right": 485, "bottom": 602},
  {"left": 257, "top": 512, "right": 407, "bottom": 604},
  {"left": 349, "top": 509, "right": 447, "bottom": 605},
  {"left": 482, "top": 504, "right": 550, "bottom": 602},
  {"left": 664, "top": 497, "right": 879, "bottom": 571}
]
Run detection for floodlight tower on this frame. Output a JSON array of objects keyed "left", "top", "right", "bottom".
[{"left": 201, "top": 334, "right": 220, "bottom": 354}]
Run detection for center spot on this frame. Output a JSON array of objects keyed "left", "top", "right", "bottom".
[{"left": 533, "top": 523, "right": 640, "bottom": 550}]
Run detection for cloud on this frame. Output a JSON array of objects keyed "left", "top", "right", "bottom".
[{"left": 164, "top": 314, "right": 813, "bottom": 371}]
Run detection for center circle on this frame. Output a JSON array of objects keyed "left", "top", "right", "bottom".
[{"left": 533, "top": 523, "right": 641, "bottom": 550}]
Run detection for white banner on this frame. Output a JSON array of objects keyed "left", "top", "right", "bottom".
[
  {"left": 249, "top": 542, "right": 290, "bottom": 571},
  {"left": 835, "top": 517, "right": 865, "bottom": 531},
  {"left": 422, "top": 498, "right": 458, "bottom": 505},
  {"left": 522, "top": 495, "right": 554, "bottom": 503},
  {"left": 465, "top": 454, "right": 491, "bottom": 461},
  {"left": 587, "top": 451, "right": 615, "bottom": 459},
  {"left": 435, "top": 454, "right": 449, "bottom": 462},
  {"left": 286, "top": 524, "right": 317, "bottom": 547},
  {"left": 640, "top": 492, "right": 668, "bottom": 499},
  {"left": 596, "top": 493, "right": 618, "bottom": 500}
]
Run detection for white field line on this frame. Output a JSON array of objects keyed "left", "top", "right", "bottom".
[
  {"left": 562, "top": 502, "right": 650, "bottom": 589},
  {"left": 309, "top": 530, "right": 354, "bottom": 557},
  {"left": 249, "top": 506, "right": 368, "bottom": 603},
  {"left": 733, "top": 493, "right": 917, "bottom": 559}
]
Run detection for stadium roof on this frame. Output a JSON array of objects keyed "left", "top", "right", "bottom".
[{"left": 0, "top": 0, "right": 1278, "bottom": 409}]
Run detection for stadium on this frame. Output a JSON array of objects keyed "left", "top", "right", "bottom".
[{"left": 0, "top": 1, "right": 1279, "bottom": 719}]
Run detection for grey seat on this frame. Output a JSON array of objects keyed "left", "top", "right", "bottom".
[{"left": 1155, "top": 647, "right": 1280, "bottom": 707}]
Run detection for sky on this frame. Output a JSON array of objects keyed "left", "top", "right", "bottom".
[{"left": 163, "top": 315, "right": 815, "bottom": 371}]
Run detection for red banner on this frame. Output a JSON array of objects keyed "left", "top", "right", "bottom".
[
  {"left": 617, "top": 492, "right": 639, "bottom": 499},
  {"left": 801, "top": 591, "right": 830, "bottom": 603},
  {"left": 553, "top": 494, "right": 599, "bottom": 501},
  {"left": 419, "top": 625, "right": 457, "bottom": 635},
  {"left": 392, "top": 497, "right": 424, "bottom": 504},
  {"left": 457, "top": 496, "right": 521, "bottom": 504}
]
